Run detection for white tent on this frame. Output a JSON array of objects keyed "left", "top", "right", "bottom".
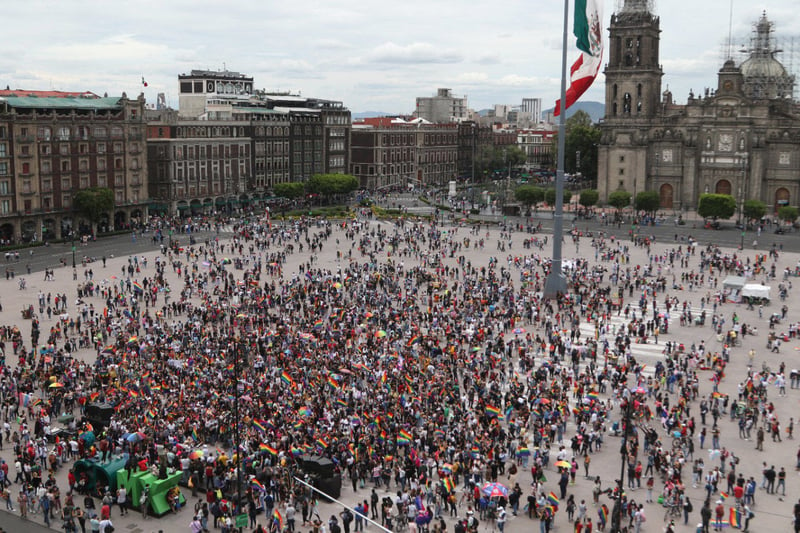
[
  {"left": 722, "top": 276, "right": 746, "bottom": 290},
  {"left": 742, "top": 284, "right": 770, "bottom": 300}
]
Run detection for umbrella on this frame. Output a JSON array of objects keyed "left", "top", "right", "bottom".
[
  {"left": 481, "top": 482, "right": 508, "bottom": 498},
  {"left": 555, "top": 460, "right": 571, "bottom": 469},
  {"left": 126, "top": 432, "right": 146, "bottom": 443},
  {"left": 49, "top": 382, "right": 64, "bottom": 388},
  {"left": 375, "top": 330, "right": 387, "bottom": 338},
  {"left": 189, "top": 450, "right": 204, "bottom": 460}
]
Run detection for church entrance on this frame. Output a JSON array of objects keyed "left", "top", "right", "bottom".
[
  {"left": 659, "top": 184, "right": 674, "bottom": 209},
  {"left": 775, "top": 187, "right": 790, "bottom": 210},
  {"left": 715, "top": 179, "right": 732, "bottom": 195}
]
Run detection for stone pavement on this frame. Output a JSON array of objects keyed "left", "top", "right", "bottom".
[{"left": 0, "top": 219, "right": 797, "bottom": 533}]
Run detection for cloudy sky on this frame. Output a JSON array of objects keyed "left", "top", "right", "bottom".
[{"left": 2, "top": 0, "right": 797, "bottom": 114}]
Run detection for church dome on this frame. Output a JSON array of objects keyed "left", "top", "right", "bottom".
[{"left": 740, "top": 55, "right": 788, "bottom": 79}]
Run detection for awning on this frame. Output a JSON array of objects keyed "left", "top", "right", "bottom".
[{"left": 177, "top": 205, "right": 190, "bottom": 211}]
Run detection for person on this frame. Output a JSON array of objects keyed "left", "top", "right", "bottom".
[
  {"left": 139, "top": 485, "right": 149, "bottom": 520},
  {"left": 116, "top": 486, "right": 127, "bottom": 516},
  {"left": 793, "top": 499, "right": 800, "bottom": 533},
  {"left": 714, "top": 500, "right": 725, "bottom": 531},
  {"left": 700, "top": 500, "right": 712, "bottom": 533},
  {"left": 191, "top": 515, "right": 204, "bottom": 533},
  {"left": 664, "top": 519, "right": 676, "bottom": 533},
  {"left": 683, "top": 497, "right": 693, "bottom": 525},
  {"left": 496, "top": 506, "right": 506, "bottom": 533}
]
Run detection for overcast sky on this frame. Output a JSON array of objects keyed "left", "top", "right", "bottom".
[{"left": 2, "top": 0, "right": 797, "bottom": 114}]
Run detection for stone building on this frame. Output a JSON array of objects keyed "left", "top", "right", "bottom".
[
  {"left": 0, "top": 90, "right": 147, "bottom": 242},
  {"left": 598, "top": 1, "right": 800, "bottom": 213}
]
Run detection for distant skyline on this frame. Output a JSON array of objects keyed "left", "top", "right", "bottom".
[{"left": 1, "top": 1, "right": 797, "bottom": 114}]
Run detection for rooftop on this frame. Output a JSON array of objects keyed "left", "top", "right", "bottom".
[
  {"left": 0, "top": 95, "right": 124, "bottom": 110},
  {"left": 0, "top": 89, "right": 99, "bottom": 99}
]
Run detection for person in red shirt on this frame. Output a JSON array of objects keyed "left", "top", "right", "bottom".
[{"left": 714, "top": 501, "right": 725, "bottom": 530}]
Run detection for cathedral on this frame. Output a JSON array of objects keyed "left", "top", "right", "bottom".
[{"left": 597, "top": 0, "right": 799, "bottom": 214}]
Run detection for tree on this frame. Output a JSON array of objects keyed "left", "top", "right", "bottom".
[
  {"left": 475, "top": 146, "right": 526, "bottom": 178},
  {"left": 777, "top": 205, "right": 799, "bottom": 224},
  {"left": 514, "top": 185, "right": 544, "bottom": 206},
  {"left": 306, "top": 174, "right": 359, "bottom": 202},
  {"left": 608, "top": 190, "right": 631, "bottom": 211},
  {"left": 73, "top": 187, "right": 114, "bottom": 234},
  {"left": 634, "top": 191, "right": 661, "bottom": 214},
  {"left": 742, "top": 199, "right": 766, "bottom": 222},
  {"left": 273, "top": 182, "right": 305, "bottom": 199},
  {"left": 579, "top": 189, "right": 599, "bottom": 208},
  {"left": 697, "top": 193, "right": 736, "bottom": 220},
  {"left": 544, "top": 188, "right": 572, "bottom": 205},
  {"left": 552, "top": 110, "right": 601, "bottom": 179}
]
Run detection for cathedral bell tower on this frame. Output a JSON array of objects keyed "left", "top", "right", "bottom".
[{"left": 604, "top": 0, "right": 663, "bottom": 119}]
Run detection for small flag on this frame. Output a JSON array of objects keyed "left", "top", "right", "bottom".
[
  {"left": 280, "top": 371, "right": 295, "bottom": 388},
  {"left": 547, "top": 492, "right": 560, "bottom": 506},
  {"left": 260, "top": 444, "right": 278, "bottom": 456},
  {"left": 586, "top": 391, "right": 599, "bottom": 400},
  {"left": 485, "top": 405, "right": 502, "bottom": 418},
  {"left": 191, "top": 428, "right": 199, "bottom": 441},
  {"left": 253, "top": 420, "right": 267, "bottom": 434},
  {"left": 397, "top": 429, "right": 413, "bottom": 443},
  {"left": 327, "top": 376, "right": 340, "bottom": 389},
  {"left": 251, "top": 479, "right": 265, "bottom": 491},
  {"left": 273, "top": 509, "right": 283, "bottom": 530},
  {"left": 141, "top": 76, "right": 148, "bottom": 87},
  {"left": 443, "top": 477, "right": 455, "bottom": 493},
  {"left": 316, "top": 438, "right": 328, "bottom": 449},
  {"left": 719, "top": 492, "right": 729, "bottom": 501}
]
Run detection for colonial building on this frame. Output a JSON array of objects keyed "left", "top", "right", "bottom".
[
  {"left": 517, "top": 127, "right": 556, "bottom": 169},
  {"left": 148, "top": 70, "right": 351, "bottom": 216},
  {"left": 0, "top": 90, "right": 147, "bottom": 242},
  {"left": 598, "top": 1, "right": 800, "bottom": 213},
  {"left": 350, "top": 118, "right": 458, "bottom": 189}
]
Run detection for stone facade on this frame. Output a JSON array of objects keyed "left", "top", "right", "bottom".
[{"left": 598, "top": 2, "right": 800, "bottom": 214}]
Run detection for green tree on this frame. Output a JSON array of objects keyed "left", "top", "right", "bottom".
[
  {"left": 514, "top": 185, "right": 544, "bottom": 206},
  {"left": 475, "top": 146, "right": 526, "bottom": 178},
  {"left": 579, "top": 189, "right": 599, "bottom": 208},
  {"left": 634, "top": 191, "right": 661, "bottom": 214},
  {"left": 552, "top": 110, "right": 601, "bottom": 179},
  {"left": 697, "top": 193, "right": 736, "bottom": 220},
  {"left": 608, "top": 190, "right": 632, "bottom": 211},
  {"left": 544, "top": 188, "right": 572, "bottom": 205},
  {"left": 306, "top": 173, "right": 359, "bottom": 202},
  {"left": 777, "top": 205, "right": 799, "bottom": 224},
  {"left": 73, "top": 187, "right": 114, "bottom": 234},
  {"left": 742, "top": 199, "right": 766, "bottom": 222},
  {"left": 273, "top": 182, "right": 305, "bottom": 199}
]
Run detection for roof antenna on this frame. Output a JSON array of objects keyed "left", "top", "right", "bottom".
[{"left": 727, "top": 0, "right": 734, "bottom": 60}]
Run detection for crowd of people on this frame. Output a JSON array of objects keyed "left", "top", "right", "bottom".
[{"left": 0, "top": 209, "right": 793, "bottom": 533}]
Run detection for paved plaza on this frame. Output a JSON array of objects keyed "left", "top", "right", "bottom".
[{"left": 0, "top": 212, "right": 796, "bottom": 533}]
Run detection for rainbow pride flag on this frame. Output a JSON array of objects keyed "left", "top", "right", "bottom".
[
  {"left": 397, "top": 429, "right": 413, "bottom": 443},
  {"left": 485, "top": 405, "right": 501, "bottom": 417},
  {"left": 260, "top": 444, "right": 278, "bottom": 456},
  {"left": 729, "top": 507, "right": 741, "bottom": 528},
  {"left": 547, "top": 492, "right": 559, "bottom": 506}
]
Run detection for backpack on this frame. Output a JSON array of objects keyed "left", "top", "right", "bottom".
[{"left": 686, "top": 501, "right": 693, "bottom": 513}]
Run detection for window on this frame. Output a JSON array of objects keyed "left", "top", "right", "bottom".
[
  {"left": 61, "top": 160, "right": 70, "bottom": 172},
  {"left": 41, "top": 161, "right": 51, "bottom": 174},
  {"left": 80, "top": 176, "right": 89, "bottom": 188},
  {"left": 60, "top": 144, "right": 70, "bottom": 155},
  {"left": 0, "top": 181, "right": 8, "bottom": 194},
  {"left": 115, "top": 174, "right": 124, "bottom": 186},
  {"left": 98, "top": 159, "right": 106, "bottom": 171},
  {"left": 619, "top": 168, "right": 625, "bottom": 175},
  {"left": 0, "top": 144, "right": 5, "bottom": 157},
  {"left": 40, "top": 144, "right": 51, "bottom": 155},
  {"left": 93, "top": 127, "right": 107, "bottom": 139},
  {"left": 97, "top": 143, "right": 106, "bottom": 154},
  {"left": 98, "top": 175, "right": 107, "bottom": 187},
  {"left": 0, "top": 200, "right": 9, "bottom": 214},
  {"left": 62, "top": 195, "right": 71, "bottom": 209},
  {"left": 619, "top": 155, "right": 625, "bottom": 163},
  {"left": 113, "top": 143, "right": 122, "bottom": 153},
  {"left": 37, "top": 127, "right": 52, "bottom": 141},
  {"left": 115, "top": 190, "right": 124, "bottom": 203},
  {"left": 57, "top": 127, "right": 70, "bottom": 141},
  {"left": 0, "top": 163, "right": 6, "bottom": 176},
  {"left": 61, "top": 178, "right": 72, "bottom": 189},
  {"left": 111, "top": 126, "right": 123, "bottom": 138},
  {"left": 21, "top": 162, "right": 30, "bottom": 174}
]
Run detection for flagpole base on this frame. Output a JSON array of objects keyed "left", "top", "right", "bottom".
[{"left": 543, "top": 270, "right": 567, "bottom": 300}]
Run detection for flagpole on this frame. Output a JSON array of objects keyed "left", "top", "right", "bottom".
[{"left": 543, "top": 0, "right": 570, "bottom": 299}]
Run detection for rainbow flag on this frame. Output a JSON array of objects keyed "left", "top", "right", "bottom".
[
  {"left": 281, "top": 371, "right": 295, "bottom": 388},
  {"left": 397, "top": 429, "right": 413, "bottom": 443},
  {"left": 316, "top": 438, "right": 328, "bottom": 449},
  {"left": 253, "top": 420, "right": 267, "bottom": 434},
  {"left": 191, "top": 428, "right": 199, "bottom": 442},
  {"left": 586, "top": 391, "right": 599, "bottom": 400},
  {"left": 132, "top": 281, "right": 144, "bottom": 293},
  {"left": 719, "top": 492, "right": 729, "bottom": 501},
  {"left": 260, "top": 444, "right": 278, "bottom": 456},
  {"left": 443, "top": 477, "right": 455, "bottom": 493},
  {"left": 407, "top": 335, "right": 420, "bottom": 346},
  {"left": 146, "top": 409, "right": 157, "bottom": 420},
  {"left": 290, "top": 447, "right": 302, "bottom": 457},
  {"left": 335, "top": 398, "right": 347, "bottom": 408},
  {"left": 327, "top": 376, "right": 340, "bottom": 389},
  {"left": 547, "top": 492, "right": 559, "bottom": 506},
  {"left": 599, "top": 504, "right": 608, "bottom": 523},
  {"left": 485, "top": 405, "right": 501, "bottom": 418},
  {"left": 313, "top": 320, "right": 324, "bottom": 330},
  {"left": 251, "top": 479, "right": 265, "bottom": 491},
  {"left": 273, "top": 509, "right": 283, "bottom": 530},
  {"left": 729, "top": 507, "right": 741, "bottom": 528},
  {"left": 470, "top": 446, "right": 480, "bottom": 458}
]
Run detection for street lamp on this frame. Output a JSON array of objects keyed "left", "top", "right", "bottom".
[
  {"left": 471, "top": 123, "right": 476, "bottom": 209},
  {"left": 611, "top": 388, "right": 647, "bottom": 533},
  {"left": 739, "top": 154, "right": 748, "bottom": 250}
]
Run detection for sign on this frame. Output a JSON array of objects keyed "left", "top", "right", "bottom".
[{"left": 235, "top": 514, "right": 248, "bottom": 528}]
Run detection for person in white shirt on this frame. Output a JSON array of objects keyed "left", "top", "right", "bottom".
[{"left": 99, "top": 518, "right": 113, "bottom": 533}]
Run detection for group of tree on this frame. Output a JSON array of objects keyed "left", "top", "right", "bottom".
[
  {"left": 474, "top": 145, "right": 527, "bottom": 178},
  {"left": 551, "top": 110, "right": 601, "bottom": 180},
  {"left": 273, "top": 174, "right": 359, "bottom": 203},
  {"left": 514, "top": 185, "right": 572, "bottom": 206}
]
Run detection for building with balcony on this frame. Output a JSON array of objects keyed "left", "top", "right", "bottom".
[{"left": 0, "top": 90, "right": 146, "bottom": 242}]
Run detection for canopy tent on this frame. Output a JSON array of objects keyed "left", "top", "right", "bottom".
[
  {"left": 742, "top": 284, "right": 770, "bottom": 301},
  {"left": 722, "top": 276, "right": 746, "bottom": 291}
]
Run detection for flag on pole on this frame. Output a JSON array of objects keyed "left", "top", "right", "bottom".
[
  {"left": 141, "top": 76, "right": 148, "bottom": 87},
  {"left": 554, "top": 0, "right": 604, "bottom": 116}
]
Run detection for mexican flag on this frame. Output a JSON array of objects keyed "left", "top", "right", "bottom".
[{"left": 554, "top": 0, "right": 604, "bottom": 116}]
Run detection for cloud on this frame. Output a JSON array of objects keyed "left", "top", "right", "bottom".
[
  {"left": 362, "top": 42, "right": 463, "bottom": 65},
  {"left": 456, "top": 72, "right": 490, "bottom": 84}
]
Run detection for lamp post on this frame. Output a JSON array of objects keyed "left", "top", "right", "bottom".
[
  {"left": 611, "top": 388, "right": 646, "bottom": 533},
  {"left": 471, "top": 123, "right": 476, "bottom": 209},
  {"left": 739, "top": 154, "right": 748, "bottom": 250}
]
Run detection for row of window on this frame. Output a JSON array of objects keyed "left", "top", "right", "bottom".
[
  {"left": 35, "top": 142, "right": 128, "bottom": 156},
  {"left": 173, "top": 144, "right": 250, "bottom": 160},
  {"left": 33, "top": 125, "right": 133, "bottom": 141}
]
